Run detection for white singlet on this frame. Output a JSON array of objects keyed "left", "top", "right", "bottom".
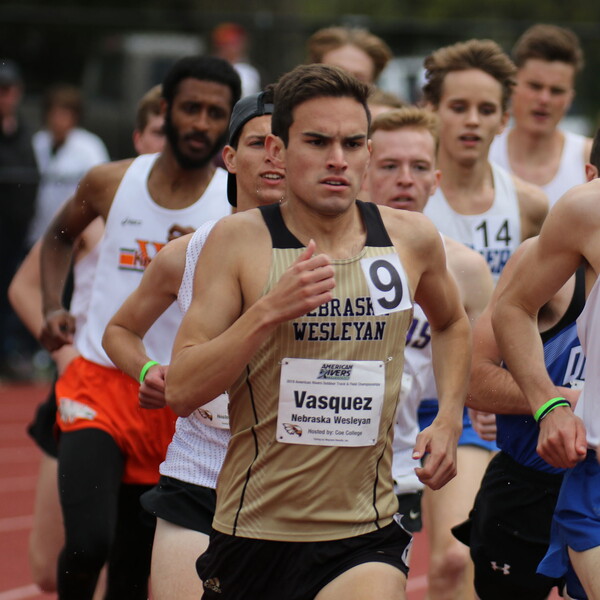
[
  {"left": 575, "top": 276, "right": 600, "bottom": 449},
  {"left": 161, "top": 222, "right": 231, "bottom": 488},
  {"left": 489, "top": 128, "right": 587, "bottom": 207},
  {"left": 392, "top": 362, "right": 425, "bottom": 494},
  {"left": 77, "top": 153, "right": 230, "bottom": 367},
  {"left": 424, "top": 162, "right": 521, "bottom": 281},
  {"left": 70, "top": 239, "right": 101, "bottom": 348}
]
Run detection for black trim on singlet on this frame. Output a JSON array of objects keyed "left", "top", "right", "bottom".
[
  {"left": 358, "top": 200, "right": 395, "bottom": 248},
  {"left": 258, "top": 200, "right": 394, "bottom": 250},
  {"left": 258, "top": 203, "right": 304, "bottom": 249},
  {"left": 232, "top": 364, "right": 261, "bottom": 536},
  {"left": 540, "top": 267, "right": 586, "bottom": 344},
  {"left": 371, "top": 416, "right": 396, "bottom": 529}
]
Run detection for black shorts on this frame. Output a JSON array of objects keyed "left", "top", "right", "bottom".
[
  {"left": 396, "top": 491, "right": 423, "bottom": 533},
  {"left": 452, "top": 451, "right": 564, "bottom": 600},
  {"left": 197, "top": 518, "right": 411, "bottom": 600},
  {"left": 140, "top": 475, "right": 216, "bottom": 534},
  {"left": 27, "top": 382, "right": 59, "bottom": 458}
]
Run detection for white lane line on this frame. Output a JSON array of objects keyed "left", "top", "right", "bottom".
[
  {"left": 0, "top": 476, "right": 36, "bottom": 492},
  {"left": 406, "top": 573, "right": 428, "bottom": 591},
  {"left": 0, "top": 584, "right": 40, "bottom": 600},
  {"left": 0, "top": 515, "right": 33, "bottom": 532}
]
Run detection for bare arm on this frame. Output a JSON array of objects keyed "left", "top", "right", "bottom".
[
  {"left": 403, "top": 218, "right": 472, "bottom": 490},
  {"left": 514, "top": 175, "right": 549, "bottom": 241},
  {"left": 468, "top": 238, "right": 580, "bottom": 414},
  {"left": 102, "top": 234, "right": 189, "bottom": 407},
  {"left": 9, "top": 240, "right": 44, "bottom": 338},
  {"left": 166, "top": 215, "right": 335, "bottom": 417},
  {"left": 39, "top": 161, "right": 128, "bottom": 351},
  {"left": 492, "top": 188, "right": 593, "bottom": 467},
  {"left": 469, "top": 241, "right": 535, "bottom": 413},
  {"left": 9, "top": 239, "right": 80, "bottom": 373},
  {"left": 445, "top": 238, "right": 494, "bottom": 325}
]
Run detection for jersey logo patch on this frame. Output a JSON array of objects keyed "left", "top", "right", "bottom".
[
  {"left": 490, "top": 561, "right": 511, "bottom": 575},
  {"left": 58, "top": 398, "right": 97, "bottom": 424},
  {"left": 203, "top": 577, "right": 222, "bottom": 593},
  {"left": 119, "top": 239, "right": 166, "bottom": 271}
]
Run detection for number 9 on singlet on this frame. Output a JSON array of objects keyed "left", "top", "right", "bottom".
[{"left": 360, "top": 254, "right": 412, "bottom": 316}]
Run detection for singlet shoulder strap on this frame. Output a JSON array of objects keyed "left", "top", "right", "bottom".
[
  {"left": 258, "top": 204, "right": 303, "bottom": 249},
  {"left": 259, "top": 200, "right": 394, "bottom": 249},
  {"left": 356, "top": 200, "right": 394, "bottom": 247}
]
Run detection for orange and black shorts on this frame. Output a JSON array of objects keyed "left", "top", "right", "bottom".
[{"left": 55, "top": 356, "right": 177, "bottom": 485}]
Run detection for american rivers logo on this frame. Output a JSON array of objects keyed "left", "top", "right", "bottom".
[{"left": 317, "top": 363, "right": 353, "bottom": 380}]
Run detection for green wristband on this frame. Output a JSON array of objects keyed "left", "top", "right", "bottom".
[
  {"left": 139, "top": 360, "right": 160, "bottom": 384},
  {"left": 533, "top": 397, "right": 570, "bottom": 423}
]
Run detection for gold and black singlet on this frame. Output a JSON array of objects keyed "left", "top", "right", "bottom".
[{"left": 213, "top": 200, "right": 413, "bottom": 542}]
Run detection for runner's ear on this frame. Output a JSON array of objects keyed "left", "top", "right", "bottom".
[{"left": 265, "top": 134, "right": 285, "bottom": 170}]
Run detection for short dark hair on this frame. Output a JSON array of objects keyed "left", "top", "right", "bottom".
[
  {"left": 161, "top": 55, "right": 241, "bottom": 111},
  {"left": 423, "top": 39, "right": 516, "bottom": 112},
  {"left": 512, "top": 24, "right": 584, "bottom": 72},
  {"left": 590, "top": 128, "right": 600, "bottom": 172},
  {"left": 272, "top": 64, "right": 371, "bottom": 147}
]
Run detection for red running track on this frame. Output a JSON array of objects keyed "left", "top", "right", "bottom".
[{"left": 0, "top": 382, "right": 559, "bottom": 600}]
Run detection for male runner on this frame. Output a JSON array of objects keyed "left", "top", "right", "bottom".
[
  {"left": 366, "top": 107, "right": 494, "bottom": 535},
  {"left": 418, "top": 38, "right": 548, "bottom": 599},
  {"left": 166, "top": 63, "right": 471, "bottom": 600},
  {"left": 492, "top": 132, "right": 600, "bottom": 600},
  {"left": 455, "top": 234, "right": 589, "bottom": 600},
  {"left": 39, "top": 56, "right": 240, "bottom": 599},
  {"left": 489, "top": 24, "right": 592, "bottom": 206},
  {"left": 422, "top": 38, "right": 548, "bottom": 280},
  {"left": 102, "top": 89, "right": 284, "bottom": 600}
]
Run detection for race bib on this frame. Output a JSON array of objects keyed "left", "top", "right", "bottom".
[
  {"left": 277, "top": 358, "right": 384, "bottom": 447},
  {"left": 194, "top": 393, "right": 229, "bottom": 429},
  {"left": 360, "top": 253, "right": 412, "bottom": 316},
  {"left": 470, "top": 216, "right": 513, "bottom": 252}
]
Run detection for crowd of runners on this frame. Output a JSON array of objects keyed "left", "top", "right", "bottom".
[{"left": 2, "top": 20, "right": 600, "bottom": 600}]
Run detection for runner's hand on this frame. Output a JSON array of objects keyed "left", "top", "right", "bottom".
[
  {"left": 537, "top": 406, "right": 587, "bottom": 468},
  {"left": 468, "top": 409, "right": 497, "bottom": 441},
  {"left": 139, "top": 364, "right": 168, "bottom": 409},
  {"left": 413, "top": 416, "right": 461, "bottom": 490},
  {"left": 40, "top": 309, "right": 75, "bottom": 351},
  {"left": 262, "top": 240, "right": 335, "bottom": 323}
]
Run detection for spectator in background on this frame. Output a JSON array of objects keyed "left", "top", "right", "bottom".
[
  {"left": 212, "top": 22, "right": 261, "bottom": 97},
  {"left": 306, "top": 25, "right": 392, "bottom": 85},
  {"left": 27, "top": 84, "right": 109, "bottom": 246},
  {"left": 0, "top": 58, "right": 39, "bottom": 380}
]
